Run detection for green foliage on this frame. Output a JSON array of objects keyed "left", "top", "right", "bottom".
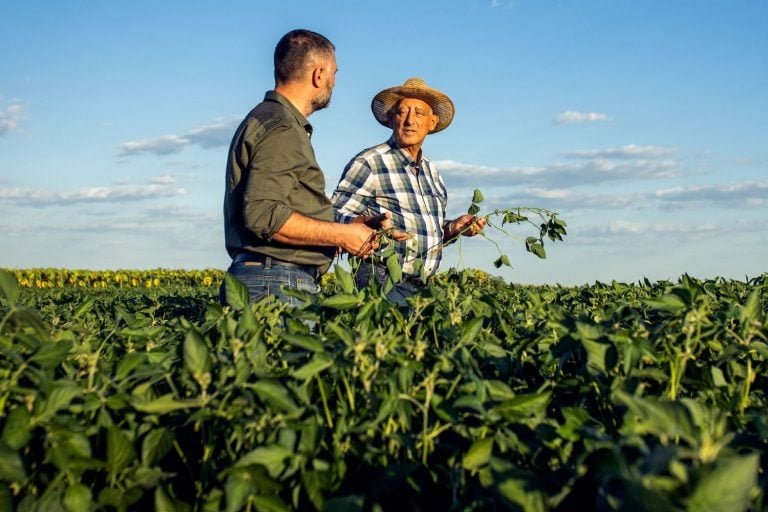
[
  {"left": 1, "top": 269, "right": 767, "bottom": 510},
  {"left": 464, "top": 188, "right": 567, "bottom": 268}
]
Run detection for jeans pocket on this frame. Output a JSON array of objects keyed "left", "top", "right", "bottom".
[{"left": 296, "top": 277, "right": 321, "bottom": 294}]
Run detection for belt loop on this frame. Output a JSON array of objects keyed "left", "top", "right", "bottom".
[{"left": 264, "top": 256, "right": 272, "bottom": 270}]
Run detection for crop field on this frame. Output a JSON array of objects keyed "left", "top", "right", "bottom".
[{"left": 1, "top": 268, "right": 767, "bottom": 511}]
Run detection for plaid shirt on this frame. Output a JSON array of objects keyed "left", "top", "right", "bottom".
[{"left": 332, "top": 137, "right": 448, "bottom": 277}]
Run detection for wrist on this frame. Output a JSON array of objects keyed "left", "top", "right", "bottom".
[{"left": 444, "top": 220, "right": 456, "bottom": 240}]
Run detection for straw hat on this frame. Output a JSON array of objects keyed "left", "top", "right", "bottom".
[{"left": 371, "top": 77, "right": 455, "bottom": 133}]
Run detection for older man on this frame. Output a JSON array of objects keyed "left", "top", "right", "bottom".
[
  {"left": 222, "top": 29, "right": 383, "bottom": 305},
  {"left": 332, "top": 78, "right": 485, "bottom": 306}
]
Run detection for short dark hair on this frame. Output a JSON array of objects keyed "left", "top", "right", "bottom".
[{"left": 274, "top": 29, "right": 335, "bottom": 85}]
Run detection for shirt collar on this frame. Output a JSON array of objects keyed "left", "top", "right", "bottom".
[
  {"left": 264, "top": 90, "right": 313, "bottom": 136},
  {"left": 386, "top": 136, "right": 427, "bottom": 169}
]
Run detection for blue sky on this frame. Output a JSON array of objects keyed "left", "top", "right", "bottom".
[{"left": 1, "top": 0, "right": 766, "bottom": 285}]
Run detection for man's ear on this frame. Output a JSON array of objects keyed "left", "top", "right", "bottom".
[
  {"left": 387, "top": 109, "right": 397, "bottom": 128},
  {"left": 429, "top": 114, "right": 439, "bottom": 131},
  {"left": 311, "top": 66, "right": 324, "bottom": 88}
]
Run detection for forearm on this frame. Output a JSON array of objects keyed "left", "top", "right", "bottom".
[{"left": 272, "top": 212, "right": 350, "bottom": 247}]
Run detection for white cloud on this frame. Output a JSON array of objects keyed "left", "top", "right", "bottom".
[
  {"left": 450, "top": 177, "right": 768, "bottom": 215},
  {"left": 118, "top": 135, "right": 189, "bottom": 156},
  {"left": 572, "top": 220, "right": 722, "bottom": 245},
  {"left": 118, "top": 117, "right": 240, "bottom": 156},
  {"left": 0, "top": 101, "right": 26, "bottom": 135},
  {"left": 437, "top": 160, "right": 545, "bottom": 186},
  {"left": 562, "top": 144, "right": 677, "bottom": 159},
  {"left": 0, "top": 175, "right": 187, "bottom": 206},
  {"left": 553, "top": 111, "right": 611, "bottom": 125},
  {"left": 494, "top": 188, "right": 645, "bottom": 210},
  {"left": 655, "top": 180, "right": 768, "bottom": 209},
  {"left": 185, "top": 119, "right": 240, "bottom": 148},
  {"left": 437, "top": 150, "right": 681, "bottom": 189}
]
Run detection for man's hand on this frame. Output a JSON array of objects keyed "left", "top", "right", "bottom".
[
  {"left": 358, "top": 212, "right": 413, "bottom": 241},
  {"left": 448, "top": 215, "right": 487, "bottom": 239},
  {"left": 338, "top": 223, "right": 380, "bottom": 258}
]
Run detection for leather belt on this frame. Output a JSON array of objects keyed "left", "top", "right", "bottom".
[{"left": 232, "top": 252, "right": 320, "bottom": 279}]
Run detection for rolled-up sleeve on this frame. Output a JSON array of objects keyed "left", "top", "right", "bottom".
[
  {"left": 242, "top": 125, "right": 304, "bottom": 239},
  {"left": 332, "top": 158, "right": 377, "bottom": 224}
]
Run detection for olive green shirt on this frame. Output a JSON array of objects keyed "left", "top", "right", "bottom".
[{"left": 223, "top": 91, "right": 336, "bottom": 272}]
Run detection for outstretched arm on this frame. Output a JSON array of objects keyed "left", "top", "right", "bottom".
[{"left": 443, "top": 215, "right": 487, "bottom": 242}]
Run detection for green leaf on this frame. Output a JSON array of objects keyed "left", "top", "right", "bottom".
[
  {"left": 0, "top": 445, "right": 26, "bottom": 481},
  {"left": 325, "top": 321, "right": 355, "bottom": 345},
  {"left": 37, "top": 381, "right": 82, "bottom": 423},
  {"left": 453, "top": 395, "right": 486, "bottom": 414},
  {"left": 527, "top": 241, "right": 546, "bottom": 259},
  {"left": 472, "top": 189, "right": 484, "bottom": 204},
  {"left": 0, "top": 484, "right": 12, "bottom": 512},
  {"left": 9, "top": 308, "right": 49, "bottom": 336},
  {"left": 2, "top": 407, "right": 32, "bottom": 450},
  {"left": 709, "top": 366, "right": 728, "bottom": 388},
  {"left": 107, "top": 427, "right": 136, "bottom": 475},
  {"left": 133, "top": 394, "right": 202, "bottom": 415},
  {"left": 30, "top": 340, "right": 73, "bottom": 368},
  {"left": 492, "top": 392, "right": 551, "bottom": 419},
  {"left": 155, "top": 486, "right": 175, "bottom": 512},
  {"left": 72, "top": 297, "right": 95, "bottom": 319},
  {"left": 739, "top": 289, "right": 763, "bottom": 324},
  {"left": 235, "top": 445, "right": 293, "bottom": 478},
  {"left": 301, "top": 470, "right": 327, "bottom": 511},
  {"left": 644, "top": 294, "right": 687, "bottom": 314},
  {"left": 183, "top": 330, "right": 211, "bottom": 381},
  {"left": 385, "top": 251, "right": 402, "bottom": 283},
  {"left": 320, "top": 293, "right": 362, "bottom": 310},
  {"left": 142, "top": 428, "right": 174, "bottom": 466},
  {"left": 291, "top": 353, "right": 333, "bottom": 381},
  {"left": 251, "top": 381, "right": 299, "bottom": 413},
  {"left": 459, "top": 317, "right": 484, "bottom": 345},
  {"left": 225, "top": 471, "right": 254, "bottom": 512},
  {"left": 463, "top": 437, "right": 493, "bottom": 470},
  {"left": 282, "top": 332, "right": 326, "bottom": 353},
  {"left": 224, "top": 272, "right": 250, "bottom": 310},
  {"left": 614, "top": 391, "right": 696, "bottom": 443},
  {"left": 468, "top": 203, "right": 480, "bottom": 215},
  {"left": 687, "top": 454, "right": 758, "bottom": 512},
  {"left": 155, "top": 486, "right": 190, "bottom": 512},
  {"left": 503, "top": 212, "right": 528, "bottom": 225},
  {"left": 495, "top": 475, "right": 547, "bottom": 512},
  {"left": 485, "top": 380, "right": 515, "bottom": 401},
  {"left": 252, "top": 495, "right": 290, "bottom": 512},
  {"left": 334, "top": 265, "right": 355, "bottom": 294},
  {"left": 581, "top": 338, "right": 618, "bottom": 374},
  {"left": 116, "top": 352, "right": 147, "bottom": 380},
  {"left": 0, "top": 269, "right": 20, "bottom": 304},
  {"left": 64, "top": 484, "right": 93, "bottom": 512}
]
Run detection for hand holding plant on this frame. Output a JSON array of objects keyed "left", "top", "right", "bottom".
[
  {"left": 438, "top": 188, "right": 568, "bottom": 269},
  {"left": 361, "top": 211, "right": 413, "bottom": 242}
]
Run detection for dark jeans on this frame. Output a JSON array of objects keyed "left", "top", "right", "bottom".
[
  {"left": 220, "top": 259, "right": 320, "bottom": 307},
  {"left": 355, "top": 261, "right": 419, "bottom": 308}
]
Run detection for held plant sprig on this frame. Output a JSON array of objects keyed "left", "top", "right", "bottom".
[{"left": 439, "top": 188, "right": 568, "bottom": 269}]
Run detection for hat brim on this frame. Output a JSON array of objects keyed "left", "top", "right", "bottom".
[{"left": 371, "top": 85, "right": 455, "bottom": 133}]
